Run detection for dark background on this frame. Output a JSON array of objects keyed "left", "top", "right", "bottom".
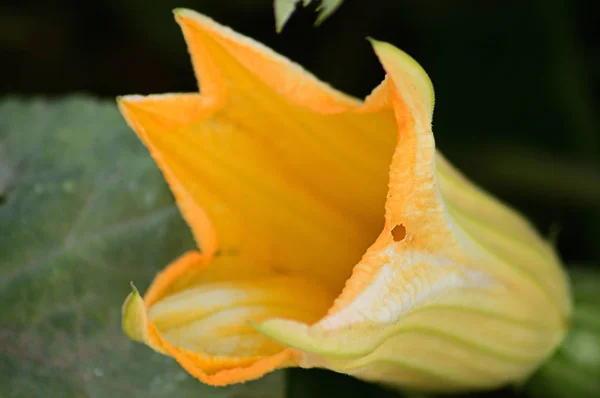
[{"left": 2, "top": 0, "right": 599, "bottom": 278}]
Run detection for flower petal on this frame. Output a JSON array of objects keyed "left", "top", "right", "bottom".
[
  {"left": 119, "top": 10, "right": 400, "bottom": 294},
  {"left": 122, "top": 283, "right": 150, "bottom": 345},
  {"left": 122, "top": 251, "right": 300, "bottom": 384},
  {"left": 254, "top": 40, "right": 571, "bottom": 392},
  {"left": 119, "top": 10, "right": 572, "bottom": 392}
]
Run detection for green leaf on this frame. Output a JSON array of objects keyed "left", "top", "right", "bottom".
[
  {"left": 0, "top": 96, "right": 285, "bottom": 398},
  {"left": 273, "top": 0, "right": 345, "bottom": 32},
  {"left": 274, "top": 0, "right": 303, "bottom": 33},
  {"left": 314, "top": 0, "right": 345, "bottom": 25}
]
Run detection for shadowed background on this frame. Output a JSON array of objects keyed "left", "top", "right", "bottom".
[{"left": 0, "top": 0, "right": 598, "bottom": 396}]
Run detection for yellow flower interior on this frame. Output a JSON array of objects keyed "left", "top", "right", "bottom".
[{"left": 128, "top": 15, "right": 400, "bottom": 358}]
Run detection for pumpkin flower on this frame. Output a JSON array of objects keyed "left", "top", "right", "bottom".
[{"left": 119, "top": 9, "right": 571, "bottom": 392}]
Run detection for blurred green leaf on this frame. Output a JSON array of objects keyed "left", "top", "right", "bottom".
[
  {"left": 274, "top": 0, "right": 345, "bottom": 32},
  {"left": 0, "top": 97, "right": 285, "bottom": 398}
]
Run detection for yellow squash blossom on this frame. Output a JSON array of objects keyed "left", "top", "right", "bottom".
[{"left": 119, "top": 9, "right": 571, "bottom": 391}]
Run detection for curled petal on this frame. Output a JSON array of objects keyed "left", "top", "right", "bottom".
[{"left": 119, "top": 9, "right": 571, "bottom": 391}]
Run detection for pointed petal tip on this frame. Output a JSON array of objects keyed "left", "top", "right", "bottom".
[
  {"left": 129, "top": 281, "right": 140, "bottom": 294},
  {"left": 366, "top": 38, "right": 412, "bottom": 69},
  {"left": 170, "top": 6, "right": 360, "bottom": 112},
  {"left": 365, "top": 36, "right": 381, "bottom": 46},
  {"left": 172, "top": 8, "right": 218, "bottom": 37},
  {"left": 115, "top": 95, "right": 125, "bottom": 109},
  {"left": 255, "top": 318, "right": 367, "bottom": 359},
  {"left": 254, "top": 319, "right": 341, "bottom": 357},
  {"left": 173, "top": 8, "right": 212, "bottom": 27},
  {"left": 368, "top": 38, "right": 416, "bottom": 67},
  {"left": 121, "top": 282, "right": 148, "bottom": 343},
  {"left": 116, "top": 95, "right": 142, "bottom": 123},
  {"left": 117, "top": 95, "right": 147, "bottom": 109},
  {"left": 369, "top": 39, "right": 435, "bottom": 116},
  {"left": 172, "top": 7, "right": 195, "bottom": 18},
  {"left": 253, "top": 318, "right": 312, "bottom": 350},
  {"left": 117, "top": 93, "right": 206, "bottom": 121}
]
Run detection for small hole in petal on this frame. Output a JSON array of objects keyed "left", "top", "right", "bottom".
[{"left": 391, "top": 224, "right": 406, "bottom": 242}]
